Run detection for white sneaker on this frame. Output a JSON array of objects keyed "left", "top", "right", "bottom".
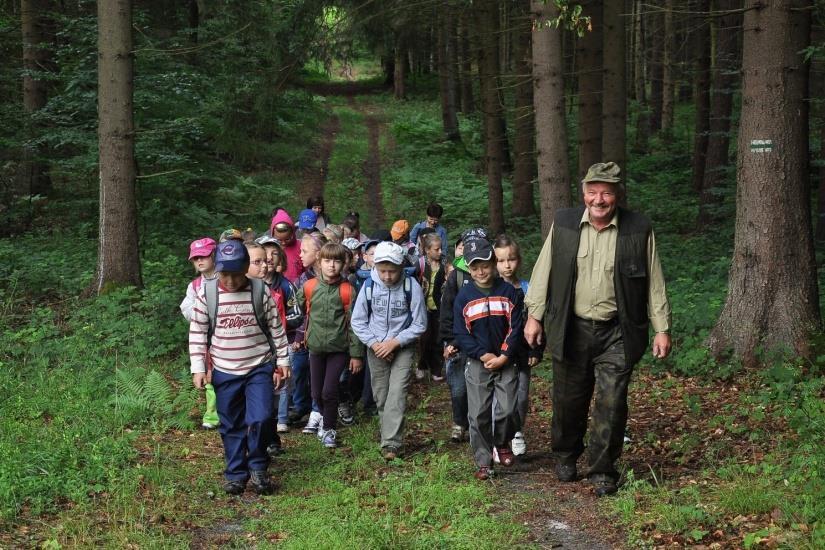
[
  {"left": 415, "top": 368, "right": 426, "bottom": 380},
  {"left": 492, "top": 447, "right": 500, "bottom": 464},
  {"left": 450, "top": 425, "right": 465, "bottom": 442},
  {"left": 511, "top": 432, "right": 527, "bottom": 456},
  {"left": 302, "top": 411, "right": 322, "bottom": 434},
  {"left": 277, "top": 423, "right": 289, "bottom": 433}
]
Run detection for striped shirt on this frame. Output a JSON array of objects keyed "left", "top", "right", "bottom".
[{"left": 189, "top": 281, "right": 289, "bottom": 375}]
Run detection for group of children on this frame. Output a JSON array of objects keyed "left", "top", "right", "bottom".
[{"left": 181, "top": 197, "right": 543, "bottom": 494}]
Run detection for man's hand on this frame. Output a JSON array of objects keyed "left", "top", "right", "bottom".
[
  {"left": 524, "top": 316, "right": 543, "bottom": 348},
  {"left": 349, "top": 358, "right": 363, "bottom": 373},
  {"left": 652, "top": 333, "right": 672, "bottom": 359},
  {"left": 372, "top": 338, "right": 401, "bottom": 359},
  {"left": 479, "top": 352, "right": 497, "bottom": 364},
  {"left": 443, "top": 344, "right": 458, "bottom": 360},
  {"left": 483, "top": 354, "right": 508, "bottom": 371},
  {"left": 192, "top": 373, "right": 206, "bottom": 389}
]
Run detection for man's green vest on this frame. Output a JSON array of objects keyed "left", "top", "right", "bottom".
[{"left": 545, "top": 206, "right": 651, "bottom": 366}]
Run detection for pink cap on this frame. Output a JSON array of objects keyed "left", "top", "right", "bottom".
[{"left": 188, "top": 237, "right": 217, "bottom": 260}]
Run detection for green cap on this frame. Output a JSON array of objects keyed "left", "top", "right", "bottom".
[{"left": 582, "top": 162, "right": 621, "bottom": 184}]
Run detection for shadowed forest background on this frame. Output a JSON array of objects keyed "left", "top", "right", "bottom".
[{"left": 1, "top": 0, "right": 824, "bottom": 548}]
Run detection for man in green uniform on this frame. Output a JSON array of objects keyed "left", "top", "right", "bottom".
[{"left": 524, "top": 162, "right": 672, "bottom": 497}]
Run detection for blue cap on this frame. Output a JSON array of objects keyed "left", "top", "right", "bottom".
[
  {"left": 215, "top": 240, "right": 250, "bottom": 272},
  {"left": 463, "top": 236, "right": 493, "bottom": 264},
  {"left": 297, "top": 209, "right": 318, "bottom": 230}
]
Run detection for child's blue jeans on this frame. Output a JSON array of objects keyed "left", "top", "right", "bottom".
[
  {"left": 212, "top": 362, "right": 275, "bottom": 481},
  {"left": 446, "top": 353, "right": 468, "bottom": 429}
]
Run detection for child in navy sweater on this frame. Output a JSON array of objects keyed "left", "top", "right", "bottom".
[{"left": 453, "top": 236, "right": 524, "bottom": 480}]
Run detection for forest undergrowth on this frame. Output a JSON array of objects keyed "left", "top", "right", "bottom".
[{"left": 1, "top": 74, "right": 824, "bottom": 548}]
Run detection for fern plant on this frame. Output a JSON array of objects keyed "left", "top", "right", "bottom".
[{"left": 113, "top": 366, "right": 196, "bottom": 430}]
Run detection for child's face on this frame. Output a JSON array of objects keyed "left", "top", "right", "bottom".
[
  {"left": 312, "top": 205, "right": 323, "bottom": 215},
  {"left": 219, "top": 271, "right": 248, "bottom": 292},
  {"left": 426, "top": 242, "right": 442, "bottom": 261},
  {"left": 426, "top": 215, "right": 440, "bottom": 228},
  {"left": 300, "top": 238, "right": 319, "bottom": 268},
  {"left": 320, "top": 257, "right": 344, "bottom": 279},
  {"left": 363, "top": 245, "right": 376, "bottom": 268},
  {"left": 494, "top": 246, "right": 519, "bottom": 281},
  {"left": 455, "top": 241, "right": 464, "bottom": 258},
  {"left": 192, "top": 255, "right": 215, "bottom": 275},
  {"left": 246, "top": 248, "right": 268, "bottom": 279},
  {"left": 264, "top": 245, "right": 281, "bottom": 273},
  {"left": 468, "top": 259, "right": 495, "bottom": 288},
  {"left": 376, "top": 262, "right": 402, "bottom": 286}
]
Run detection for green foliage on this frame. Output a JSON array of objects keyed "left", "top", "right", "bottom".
[{"left": 114, "top": 366, "right": 196, "bottom": 430}]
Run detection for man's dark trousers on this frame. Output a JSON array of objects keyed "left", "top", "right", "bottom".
[
  {"left": 213, "top": 362, "right": 275, "bottom": 481},
  {"left": 551, "top": 317, "right": 631, "bottom": 480}
]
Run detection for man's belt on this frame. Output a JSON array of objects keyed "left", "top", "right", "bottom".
[{"left": 574, "top": 315, "right": 618, "bottom": 329}]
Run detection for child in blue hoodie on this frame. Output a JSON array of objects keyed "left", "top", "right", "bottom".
[
  {"left": 351, "top": 241, "right": 427, "bottom": 461},
  {"left": 453, "top": 236, "right": 524, "bottom": 480}
]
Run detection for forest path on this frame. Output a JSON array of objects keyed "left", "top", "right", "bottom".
[
  {"left": 304, "top": 114, "right": 340, "bottom": 200},
  {"left": 346, "top": 94, "right": 387, "bottom": 230}
]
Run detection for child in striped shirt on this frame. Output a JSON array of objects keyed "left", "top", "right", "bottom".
[{"left": 189, "top": 240, "right": 290, "bottom": 495}]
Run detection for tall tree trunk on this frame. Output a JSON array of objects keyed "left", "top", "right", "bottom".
[
  {"left": 632, "top": 0, "right": 648, "bottom": 152},
  {"left": 458, "top": 12, "right": 475, "bottom": 114},
  {"left": 96, "top": 0, "right": 142, "bottom": 292},
  {"left": 691, "top": 0, "right": 711, "bottom": 193},
  {"left": 394, "top": 41, "right": 406, "bottom": 99},
  {"left": 648, "top": 9, "right": 663, "bottom": 133},
  {"left": 601, "top": 0, "right": 626, "bottom": 175},
  {"left": 707, "top": 0, "right": 819, "bottom": 364},
  {"left": 448, "top": 9, "right": 461, "bottom": 114},
  {"left": 511, "top": 0, "right": 536, "bottom": 218},
  {"left": 20, "top": 0, "right": 52, "bottom": 197},
  {"left": 660, "top": 0, "right": 675, "bottom": 133},
  {"left": 811, "top": 18, "right": 825, "bottom": 240},
  {"left": 576, "top": 0, "right": 603, "bottom": 178},
  {"left": 476, "top": 0, "right": 505, "bottom": 233},
  {"left": 187, "top": 0, "right": 198, "bottom": 44},
  {"left": 438, "top": 1, "right": 461, "bottom": 141},
  {"left": 531, "top": 0, "right": 572, "bottom": 236},
  {"left": 698, "top": 0, "right": 742, "bottom": 223}
]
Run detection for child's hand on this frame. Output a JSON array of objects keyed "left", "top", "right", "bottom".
[
  {"left": 192, "top": 373, "right": 206, "bottom": 389},
  {"left": 349, "top": 358, "right": 363, "bottom": 373},
  {"left": 373, "top": 339, "right": 400, "bottom": 359},
  {"left": 443, "top": 344, "right": 457, "bottom": 359},
  {"left": 527, "top": 357, "right": 539, "bottom": 367},
  {"left": 479, "top": 352, "right": 497, "bottom": 364},
  {"left": 483, "top": 354, "right": 508, "bottom": 371}
]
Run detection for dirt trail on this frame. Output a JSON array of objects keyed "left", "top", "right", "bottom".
[
  {"left": 304, "top": 115, "right": 340, "bottom": 199},
  {"left": 362, "top": 113, "right": 386, "bottom": 230}
]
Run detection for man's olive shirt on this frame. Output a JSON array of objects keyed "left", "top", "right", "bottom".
[{"left": 525, "top": 209, "right": 672, "bottom": 334}]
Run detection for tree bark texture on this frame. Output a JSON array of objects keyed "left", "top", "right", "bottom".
[
  {"left": 531, "top": 0, "right": 572, "bottom": 236},
  {"left": 576, "top": 0, "right": 603, "bottom": 178},
  {"left": 458, "top": 13, "right": 474, "bottom": 114},
  {"left": 690, "top": 0, "right": 711, "bottom": 192},
  {"left": 437, "top": 1, "right": 461, "bottom": 141},
  {"left": 511, "top": 0, "right": 536, "bottom": 218},
  {"left": 475, "top": 0, "right": 505, "bottom": 234},
  {"left": 648, "top": 8, "right": 663, "bottom": 133},
  {"left": 660, "top": 0, "right": 675, "bottom": 132},
  {"left": 21, "top": 0, "right": 52, "bottom": 196},
  {"left": 707, "top": 0, "right": 820, "bottom": 364},
  {"left": 96, "top": 0, "right": 142, "bottom": 291},
  {"left": 698, "top": 0, "right": 742, "bottom": 222},
  {"left": 394, "top": 41, "right": 406, "bottom": 99},
  {"left": 811, "top": 19, "right": 825, "bottom": 240},
  {"left": 601, "top": 0, "right": 627, "bottom": 176},
  {"left": 632, "top": 0, "right": 648, "bottom": 152}
]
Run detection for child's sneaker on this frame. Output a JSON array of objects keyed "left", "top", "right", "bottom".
[
  {"left": 511, "top": 431, "right": 527, "bottom": 456},
  {"left": 450, "top": 425, "right": 465, "bottom": 443},
  {"left": 202, "top": 421, "right": 218, "bottom": 429},
  {"left": 492, "top": 447, "right": 500, "bottom": 464},
  {"left": 302, "top": 411, "right": 322, "bottom": 434},
  {"left": 223, "top": 479, "right": 246, "bottom": 495},
  {"left": 415, "top": 368, "right": 427, "bottom": 380},
  {"left": 497, "top": 447, "right": 515, "bottom": 466},
  {"left": 249, "top": 470, "right": 275, "bottom": 495},
  {"left": 277, "top": 423, "right": 289, "bottom": 433},
  {"left": 431, "top": 374, "right": 445, "bottom": 382},
  {"left": 338, "top": 402, "right": 355, "bottom": 425},
  {"left": 320, "top": 428, "right": 337, "bottom": 448},
  {"left": 474, "top": 466, "right": 493, "bottom": 480}
]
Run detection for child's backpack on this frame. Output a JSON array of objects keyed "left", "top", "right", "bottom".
[
  {"left": 362, "top": 275, "right": 414, "bottom": 330},
  {"left": 202, "top": 277, "right": 277, "bottom": 354},
  {"left": 272, "top": 275, "right": 304, "bottom": 330},
  {"left": 302, "top": 278, "right": 354, "bottom": 319}
]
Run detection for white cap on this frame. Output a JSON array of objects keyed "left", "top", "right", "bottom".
[{"left": 373, "top": 241, "right": 405, "bottom": 265}]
